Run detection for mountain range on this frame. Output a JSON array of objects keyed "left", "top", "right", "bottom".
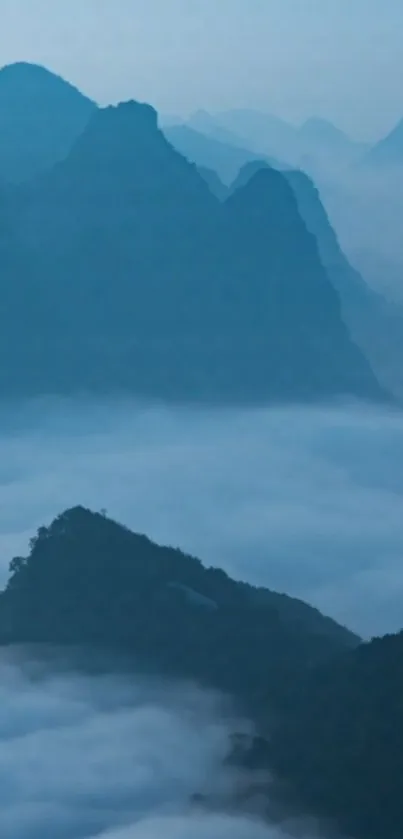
[
  {"left": 0, "top": 61, "right": 388, "bottom": 404},
  {"left": 185, "top": 107, "right": 368, "bottom": 171},
  {"left": 2, "top": 505, "right": 403, "bottom": 839},
  {"left": 199, "top": 159, "right": 403, "bottom": 399}
]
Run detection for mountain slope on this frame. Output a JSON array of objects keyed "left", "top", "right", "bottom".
[
  {"left": 213, "top": 108, "right": 297, "bottom": 163},
  {"left": 197, "top": 166, "right": 228, "bottom": 200},
  {"left": 0, "top": 62, "right": 96, "bottom": 182},
  {"left": 221, "top": 167, "right": 386, "bottom": 401},
  {"left": 365, "top": 116, "right": 403, "bottom": 167},
  {"left": 165, "top": 123, "right": 282, "bottom": 184},
  {"left": 0, "top": 506, "right": 358, "bottom": 712},
  {"left": 298, "top": 117, "right": 367, "bottom": 164},
  {"left": 272, "top": 630, "right": 403, "bottom": 839},
  {"left": 286, "top": 170, "right": 403, "bottom": 399}
]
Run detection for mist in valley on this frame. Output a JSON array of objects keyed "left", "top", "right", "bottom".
[{"left": 0, "top": 646, "right": 279, "bottom": 839}]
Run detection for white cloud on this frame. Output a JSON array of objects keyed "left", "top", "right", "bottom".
[{"left": 0, "top": 647, "right": 297, "bottom": 839}]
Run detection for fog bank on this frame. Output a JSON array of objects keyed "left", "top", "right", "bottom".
[{"left": 0, "top": 646, "right": 302, "bottom": 839}]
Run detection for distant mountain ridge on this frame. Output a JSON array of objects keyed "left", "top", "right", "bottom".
[
  {"left": 272, "top": 629, "right": 403, "bottom": 839},
  {"left": 364, "top": 115, "right": 403, "bottom": 167},
  {"left": 189, "top": 108, "right": 367, "bottom": 169},
  {"left": 164, "top": 123, "right": 285, "bottom": 184}
]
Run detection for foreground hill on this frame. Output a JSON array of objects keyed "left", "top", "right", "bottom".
[
  {"left": 272, "top": 630, "right": 403, "bottom": 839},
  {"left": 0, "top": 62, "right": 95, "bottom": 182},
  {"left": 3, "top": 507, "right": 403, "bottom": 838},
  {"left": 0, "top": 99, "right": 387, "bottom": 403},
  {"left": 0, "top": 507, "right": 357, "bottom": 713}
]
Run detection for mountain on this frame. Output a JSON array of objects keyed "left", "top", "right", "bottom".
[
  {"left": 0, "top": 99, "right": 387, "bottom": 403},
  {"left": 365, "top": 116, "right": 403, "bottom": 167},
  {"left": 0, "top": 506, "right": 358, "bottom": 713},
  {"left": 0, "top": 62, "right": 96, "bottom": 182},
  {"left": 3, "top": 506, "right": 403, "bottom": 839},
  {"left": 187, "top": 109, "right": 259, "bottom": 149},
  {"left": 197, "top": 166, "right": 228, "bottom": 200},
  {"left": 212, "top": 108, "right": 297, "bottom": 163},
  {"left": 272, "top": 630, "right": 403, "bottom": 839},
  {"left": 286, "top": 170, "right": 403, "bottom": 399},
  {"left": 298, "top": 117, "right": 367, "bottom": 163},
  {"left": 299, "top": 117, "right": 352, "bottom": 147},
  {"left": 210, "top": 110, "right": 365, "bottom": 170},
  {"left": 231, "top": 161, "right": 403, "bottom": 399},
  {"left": 164, "top": 123, "right": 283, "bottom": 184}
]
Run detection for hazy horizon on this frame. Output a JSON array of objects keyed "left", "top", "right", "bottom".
[{"left": 2, "top": 0, "right": 403, "bottom": 142}]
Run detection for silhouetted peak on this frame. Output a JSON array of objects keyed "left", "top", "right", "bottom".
[
  {"left": 227, "top": 165, "right": 297, "bottom": 221},
  {"left": 230, "top": 160, "right": 270, "bottom": 193},
  {"left": 1, "top": 61, "right": 57, "bottom": 80},
  {"left": 32, "top": 506, "right": 141, "bottom": 551},
  {"left": 96, "top": 100, "right": 158, "bottom": 131},
  {"left": 0, "top": 61, "right": 93, "bottom": 103},
  {"left": 66, "top": 100, "right": 169, "bottom": 168}
]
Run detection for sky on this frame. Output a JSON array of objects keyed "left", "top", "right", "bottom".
[{"left": 1, "top": 0, "right": 403, "bottom": 140}]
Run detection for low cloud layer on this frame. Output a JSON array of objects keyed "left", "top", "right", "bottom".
[
  {"left": 0, "top": 398, "right": 402, "bottom": 637},
  {"left": 0, "top": 647, "right": 296, "bottom": 839}
]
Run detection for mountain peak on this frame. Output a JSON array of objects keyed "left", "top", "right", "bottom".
[
  {"left": 0, "top": 61, "right": 92, "bottom": 100},
  {"left": 0, "top": 61, "right": 95, "bottom": 182},
  {"left": 63, "top": 100, "right": 192, "bottom": 176},
  {"left": 90, "top": 99, "right": 158, "bottom": 132},
  {"left": 230, "top": 159, "right": 270, "bottom": 193},
  {"left": 228, "top": 165, "right": 296, "bottom": 219},
  {"left": 299, "top": 117, "right": 349, "bottom": 140}
]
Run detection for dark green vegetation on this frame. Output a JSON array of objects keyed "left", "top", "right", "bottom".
[
  {"left": 0, "top": 62, "right": 388, "bottom": 403},
  {"left": 0, "top": 507, "right": 357, "bottom": 713},
  {"left": 271, "top": 631, "right": 403, "bottom": 839},
  {"left": 2, "top": 506, "right": 403, "bottom": 839}
]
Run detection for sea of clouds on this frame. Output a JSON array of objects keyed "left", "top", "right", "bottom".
[{"left": 0, "top": 646, "right": 310, "bottom": 839}]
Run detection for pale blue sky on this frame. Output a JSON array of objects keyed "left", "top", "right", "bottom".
[{"left": 1, "top": 0, "right": 402, "bottom": 139}]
